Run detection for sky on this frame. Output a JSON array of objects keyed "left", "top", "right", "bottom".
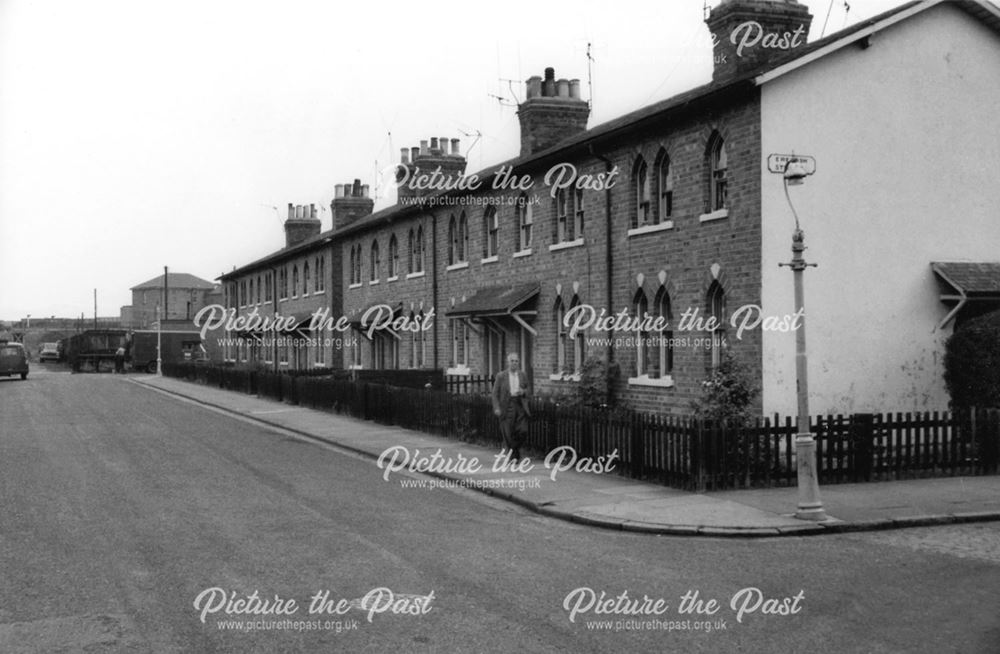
[{"left": 0, "top": 0, "right": 918, "bottom": 320}]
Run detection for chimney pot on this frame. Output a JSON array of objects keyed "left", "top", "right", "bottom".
[
  {"left": 287, "top": 203, "right": 294, "bottom": 219},
  {"left": 430, "top": 137, "right": 439, "bottom": 151},
  {"left": 557, "top": 78, "right": 570, "bottom": 98},
  {"left": 400, "top": 148, "right": 409, "bottom": 163},
  {"left": 450, "top": 138, "right": 461, "bottom": 156},
  {"left": 411, "top": 146, "right": 420, "bottom": 162},
  {"left": 334, "top": 184, "right": 342, "bottom": 198},
  {"left": 353, "top": 179, "right": 361, "bottom": 197},
  {"left": 420, "top": 140, "right": 429, "bottom": 156},
  {"left": 361, "top": 184, "right": 369, "bottom": 198},
  {"left": 526, "top": 75, "right": 542, "bottom": 99},
  {"left": 542, "top": 68, "right": 556, "bottom": 97},
  {"left": 569, "top": 79, "right": 581, "bottom": 99}
]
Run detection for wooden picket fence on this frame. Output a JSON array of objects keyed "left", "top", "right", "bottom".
[{"left": 164, "top": 362, "right": 1000, "bottom": 491}]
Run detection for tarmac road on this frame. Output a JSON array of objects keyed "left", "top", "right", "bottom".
[{"left": 1, "top": 369, "right": 998, "bottom": 653}]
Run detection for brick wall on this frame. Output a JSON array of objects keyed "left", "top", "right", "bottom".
[{"left": 340, "top": 87, "right": 764, "bottom": 415}]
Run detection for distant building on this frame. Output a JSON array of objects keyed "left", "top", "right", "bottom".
[{"left": 121, "top": 272, "right": 218, "bottom": 329}]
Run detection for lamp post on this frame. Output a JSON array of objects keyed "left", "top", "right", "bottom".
[
  {"left": 156, "top": 303, "right": 163, "bottom": 377},
  {"left": 779, "top": 160, "right": 826, "bottom": 521}
]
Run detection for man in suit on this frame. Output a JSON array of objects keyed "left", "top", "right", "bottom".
[{"left": 492, "top": 353, "right": 531, "bottom": 461}]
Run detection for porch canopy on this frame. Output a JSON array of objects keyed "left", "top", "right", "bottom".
[
  {"left": 446, "top": 283, "right": 540, "bottom": 334},
  {"left": 229, "top": 310, "right": 314, "bottom": 339},
  {"left": 931, "top": 262, "right": 1000, "bottom": 329}
]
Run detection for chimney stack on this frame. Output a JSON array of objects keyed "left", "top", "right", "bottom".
[
  {"left": 330, "top": 178, "right": 375, "bottom": 230},
  {"left": 284, "top": 202, "right": 322, "bottom": 248},
  {"left": 705, "top": 0, "right": 813, "bottom": 83},
  {"left": 517, "top": 67, "right": 590, "bottom": 157},
  {"left": 395, "top": 135, "right": 468, "bottom": 204}
]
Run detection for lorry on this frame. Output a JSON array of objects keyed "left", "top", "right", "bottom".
[
  {"left": 128, "top": 329, "right": 207, "bottom": 373},
  {"left": 66, "top": 329, "right": 129, "bottom": 372}
]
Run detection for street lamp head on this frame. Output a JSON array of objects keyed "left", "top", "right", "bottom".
[{"left": 784, "top": 160, "right": 809, "bottom": 186}]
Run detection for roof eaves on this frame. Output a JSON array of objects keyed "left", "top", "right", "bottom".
[{"left": 753, "top": 0, "right": 1000, "bottom": 86}]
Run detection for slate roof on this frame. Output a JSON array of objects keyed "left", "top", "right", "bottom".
[
  {"left": 446, "top": 284, "right": 541, "bottom": 317},
  {"left": 931, "top": 262, "right": 1000, "bottom": 296},
  {"left": 131, "top": 273, "right": 216, "bottom": 291}
]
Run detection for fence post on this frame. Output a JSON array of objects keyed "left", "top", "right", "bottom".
[
  {"left": 694, "top": 418, "right": 706, "bottom": 493},
  {"left": 977, "top": 408, "right": 1000, "bottom": 474},
  {"left": 630, "top": 412, "right": 644, "bottom": 478},
  {"left": 851, "top": 413, "right": 874, "bottom": 482}
]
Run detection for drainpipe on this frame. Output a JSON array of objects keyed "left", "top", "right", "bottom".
[
  {"left": 589, "top": 145, "right": 615, "bottom": 368},
  {"left": 271, "top": 265, "right": 279, "bottom": 373},
  {"left": 432, "top": 213, "right": 439, "bottom": 369}
]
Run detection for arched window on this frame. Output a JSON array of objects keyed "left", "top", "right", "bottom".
[
  {"left": 573, "top": 188, "right": 584, "bottom": 240},
  {"left": 654, "top": 287, "right": 673, "bottom": 378},
  {"left": 316, "top": 256, "right": 325, "bottom": 292},
  {"left": 554, "top": 297, "right": 567, "bottom": 374},
  {"left": 708, "top": 133, "right": 728, "bottom": 213},
  {"left": 634, "top": 289, "right": 650, "bottom": 376},
  {"left": 517, "top": 195, "right": 532, "bottom": 251},
  {"left": 303, "top": 261, "right": 310, "bottom": 295},
  {"left": 448, "top": 215, "right": 458, "bottom": 265},
  {"left": 707, "top": 280, "right": 726, "bottom": 369},
  {"left": 416, "top": 224, "right": 425, "bottom": 272},
  {"left": 484, "top": 207, "right": 499, "bottom": 258},
  {"left": 388, "top": 234, "right": 399, "bottom": 278},
  {"left": 570, "top": 294, "right": 585, "bottom": 374},
  {"left": 633, "top": 156, "right": 650, "bottom": 228},
  {"left": 554, "top": 189, "right": 570, "bottom": 242},
  {"left": 655, "top": 148, "right": 673, "bottom": 224},
  {"left": 459, "top": 212, "right": 468, "bottom": 262},
  {"left": 407, "top": 229, "right": 415, "bottom": 273},
  {"left": 370, "top": 240, "right": 380, "bottom": 282}
]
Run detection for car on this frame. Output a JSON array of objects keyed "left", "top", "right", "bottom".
[
  {"left": 39, "top": 342, "right": 60, "bottom": 362},
  {"left": 0, "top": 342, "right": 29, "bottom": 380}
]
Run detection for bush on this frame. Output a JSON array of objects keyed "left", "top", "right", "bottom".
[
  {"left": 944, "top": 309, "right": 1000, "bottom": 408},
  {"left": 691, "top": 353, "right": 759, "bottom": 425},
  {"left": 576, "top": 356, "right": 623, "bottom": 409}
]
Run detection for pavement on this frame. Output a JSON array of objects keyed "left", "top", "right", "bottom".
[{"left": 132, "top": 374, "right": 1000, "bottom": 538}]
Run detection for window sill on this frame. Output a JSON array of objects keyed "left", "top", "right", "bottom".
[
  {"left": 627, "top": 374, "right": 675, "bottom": 388},
  {"left": 446, "top": 261, "right": 469, "bottom": 272},
  {"left": 549, "top": 238, "right": 584, "bottom": 252},
  {"left": 386, "top": 276, "right": 399, "bottom": 283},
  {"left": 348, "top": 283, "right": 362, "bottom": 290},
  {"left": 480, "top": 255, "right": 499, "bottom": 265},
  {"left": 699, "top": 209, "right": 728, "bottom": 223},
  {"left": 406, "top": 271, "right": 426, "bottom": 280},
  {"left": 512, "top": 248, "right": 532, "bottom": 259},
  {"left": 549, "top": 372, "right": 581, "bottom": 382},
  {"left": 446, "top": 365, "right": 470, "bottom": 376},
  {"left": 368, "top": 280, "right": 380, "bottom": 286},
  {"left": 349, "top": 364, "right": 363, "bottom": 370},
  {"left": 313, "top": 290, "right": 324, "bottom": 295},
  {"left": 627, "top": 221, "right": 673, "bottom": 237}
]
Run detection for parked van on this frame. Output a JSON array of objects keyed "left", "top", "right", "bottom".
[{"left": 0, "top": 342, "right": 29, "bottom": 380}]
